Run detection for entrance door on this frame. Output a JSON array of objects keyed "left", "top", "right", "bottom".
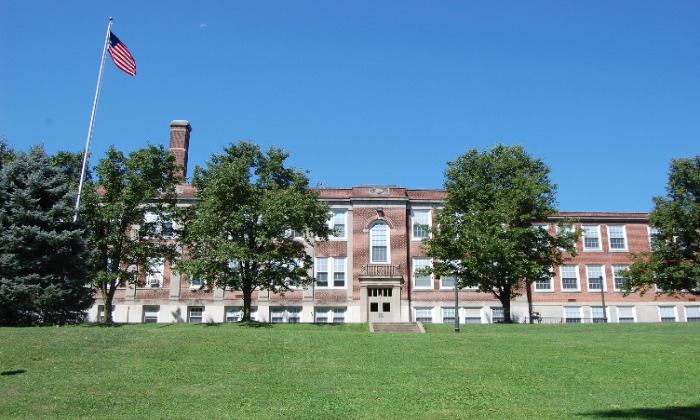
[{"left": 368, "top": 287, "right": 393, "bottom": 322}]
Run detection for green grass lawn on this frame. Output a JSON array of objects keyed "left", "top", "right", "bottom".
[{"left": 1, "top": 322, "right": 699, "bottom": 419}]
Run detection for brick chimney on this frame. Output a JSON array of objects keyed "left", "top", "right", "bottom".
[{"left": 169, "top": 120, "right": 191, "bottom": 180}]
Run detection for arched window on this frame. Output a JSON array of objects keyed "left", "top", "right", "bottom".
[{"left": 370, "top": 221, "right": 389, "bottom": 263}]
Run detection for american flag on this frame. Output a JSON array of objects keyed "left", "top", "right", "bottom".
[{"left": 107, "top": 31, "right": 136, "bottom": 76}]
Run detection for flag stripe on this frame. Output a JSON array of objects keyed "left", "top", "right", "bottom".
[{"left": 107, "top": 31, "right": 136, "bottom": 76}]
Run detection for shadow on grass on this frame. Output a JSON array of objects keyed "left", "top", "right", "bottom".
[
  {"left": 79, "top": 323, "right": 124, "bottom": 328},
  {"left": 580, "top": 404, "right": 700, "bottom": 419},
  {"left": 1, "top": 370, "right": 27, "bottom": 376},
  {"left": 236, "top": 321, "right": 273, "bottom": 329}
]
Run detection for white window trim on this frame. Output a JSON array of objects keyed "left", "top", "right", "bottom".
[
  {"left": 612, "top": 265, "right": 629, "bottom": 292},
  {"left": 659, "top": 306, "right": 677, "bottom": 322},
  {"left": 607, "top": 225, "right": 628, "bottom": 252},
  {"left": 188, "top": 306, "right": 205, "bottom": 323},
  {"left": 415, "top": 307, "right": 434, "bottom": 323},
  {"left": 585, "top": 265, "right": 607, "bottom": 292},
  {"left": 270, "top": 307, "right": 302, "bottom": 323},
  {"left": 411, "top": 209, "right": 432, "bottom": 241},
  {"left": 684, "top": 306, "right": 700, "bottom": 322},
  {"left": 441, "top": 307, "right": 457, "bottom": 324},
  {"left": 534, "top": 272, "right": 554, "bottom": 292},
  {"left": 369, "top": 221, "right": 390, "bottom": 264},
  {"left": 143, "top": 305, "right": 160, "bottom": 323},
  {"left": 328, "top": 209, "right": 347, "bottom": 240},
  {"left": 616, "top": 306, "right": 636, "bottom": 323},
  {"left": 315, "top": 256, "right": 347, "bottom": 289},
  {"left": 314, "top": 307, "right": 347, "bottom": 323},
  {"left": 225, "top": 306, "right": 257, "bottom": 322},
  {"left": 582, "top": 225, "right": 602, "bottom": 251},
  {"left": 439, "top": 272, "right": 458, "bottom": 290},
  {"left": 560, "top": 265, "right": 581, "bottom": 292},
  {"left": 564, "top": 306, "right": 582, "bottom": 323},
  {"left": 413, "top": 258, "right": 434, "bottom": 290},
  {"left": 146, "top": 258, "right": 164, "bottom": 288}
]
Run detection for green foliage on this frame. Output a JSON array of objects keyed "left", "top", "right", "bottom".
[
  {"left": 1, "top": 323, "right": 699, "bottom": 418},
  {"left": 80, "top": 145, "right": 181, "bottom": 323},
  {"left": 0, "top": 146, "right": 92, "bottom": 325},
  {"left": 52, "top": 150, "right": 89, "bottom": 190},
  {"left": 424, "top": 144, "right": 578, "bottom": 322},
  {"left": 624, "top": 155, "right": 700, "bottom": 295},
  {"left": 0, "top": 138, "right": 14, "bottom": 170},
  {"left": 179, "top": 141, "right": 332, "bottom": 320}
]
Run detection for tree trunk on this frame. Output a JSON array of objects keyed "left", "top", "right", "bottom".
[
  {"left": 499, "top": 285, "right": 513, "bottom": 323},
  {"left": 526, "top": 280, "right": 534, "bottom": 324},
  {"left": 103, "top": 285, "right": 115, "bottom": 324},
  {"left": 242, "top": 282, "right": 252, "bottom": 322}
]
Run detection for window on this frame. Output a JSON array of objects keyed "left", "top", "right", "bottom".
[
  {"left": 144, "top": 211, "right": 174, "bottom": 238},
  {"left": 617, "top": 306, "right": 635, "bottom": 323},
  {"left": 591, "top": 306, "right": 606, "bottom": 323},
  {"left": 659, "top": 306, "right": 676, "bottom": 322},
  {"left": 648, "top": 226, "right": 660, "bottom": 249},
  {"left": 280, "top": 258, "right": 305, "bottom": 290},
  {"left": 225, "top": 307, "right": 242, "bottom": 322},
  {"left": 612, "top": 265, "right": 628, "bottom": 291},
  {"left": 225, "top": 307, "right": 256, "bottom": 322},
  {"left": 617, "top": 307, "right": 634, "bottom": 323},
  {"left": 329, "top": 210, "right": 347, "bottom": 238},
  {"left": 412, "top": 209, "right": 431, "bottom": 240},
  {"left": 97, "top": 305, "right": 105, "bottom": 323},
  {"left": 582, "top": 225, "right": 601, "bottom": 250},
  {"left": 440, "top": 272, "right": 457, "bottom": 289},
  {"left": 557, "top": 224, "right": 576, "bottom": 251},
  {"left": 188, "top": 307, "right": 204, "bottom": 323},
  {"left": 560, "top": 265, "right": 580, "bottom": 291},
  {"left": 270, "top": 307, "right": 301, "bottom": 323},
  {"left": 190, "top": 275, "right": 205, "bottom": 289},
  {"left": 491, "top": 307, "right": 504, "bottom": 323},
  {"left": 370, "top": 221, "right": 389, "bottom": 263},
  {"left": 586, "top": 265, "right": 606, "bottom": 292},
  {"left": 685, "top": 306, "right": 700, "bottom": 322},
  {"left": 415, "top": 308, "right": 433, "bottom": 323},
  {"left": 143, "top": 306, "right": 159, "bottom": 323},
  {"left": 463, "top": 308, "right": 482, "bottom": 324},
  {"left": 285, "top": 229, "right": 303, "bottom": 239},
  {"left": 535, "top": 273, "right": 553, "bottom": 291},
  {"left": 146, "top": 258, "right": 164, "bottom": 288},
  {"left": 564, "top": 307, "right": 581, "bottom": 323},
  {"left": 315, "top": 257, "right": 346, "bottom": 288},
  {"left": 607, "top": 225, "right": 627, "bottom": 250},
  {"left": 413, "top": 258, "right": 433, "bottom": 289},
  {"left": 314, "top": 307, "right": 347, "bottom": 323},
  {"left": 315, "top": 258, "right": 329, "bottom": 287},
  {"left": 442, "top": 307, "right": 456, "bottom": 324}
]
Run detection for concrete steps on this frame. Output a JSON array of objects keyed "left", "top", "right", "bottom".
[{"left": 369, "top": 322, "right": 425, "bottom": 333}]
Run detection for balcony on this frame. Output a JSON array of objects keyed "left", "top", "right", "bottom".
[{"left": 361, "top": 264, "right": 402, "bottom": 277}]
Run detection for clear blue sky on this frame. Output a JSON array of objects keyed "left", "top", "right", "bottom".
[{"left": 1, "top": 1, "right": 698, "bottom": 212}]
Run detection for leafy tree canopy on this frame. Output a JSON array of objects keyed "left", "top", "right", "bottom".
[
  {"left": 624, "top": 155, "right": 700, "bottom": 295},
  {"left": 0, "top": 145, "right": 92, "bottom": 325},
  {"left": 81, "top": 144, "right": 181, "bottom": 323},
  {"left": 424, "top": 144, "right": 578, "bottom": 322},
  {"left": 179, "top": 141, "right": 332, "bottom": 321}
]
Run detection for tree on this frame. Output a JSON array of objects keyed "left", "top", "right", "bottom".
[
  {"left": 0, "top": 137, "right": 14, "bottom": 171},
  {"left": 81, "top": 145, "right": 181, "bottom": 324},
  {"left": 179, "top": 141, "right": 332, "bottom": 321},
  {"left": 623, "top": 156, "right": 700, "bottom": 295},
  {"left": 0, "top": 146, "right": 93, "bottom": 325},
  {"left": 423, "top": 144, "right": 578, "bottom": 323}
]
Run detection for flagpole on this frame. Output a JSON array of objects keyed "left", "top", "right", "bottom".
[{"left": 74, "top": 17, "right": 113, "bottom": 222}]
